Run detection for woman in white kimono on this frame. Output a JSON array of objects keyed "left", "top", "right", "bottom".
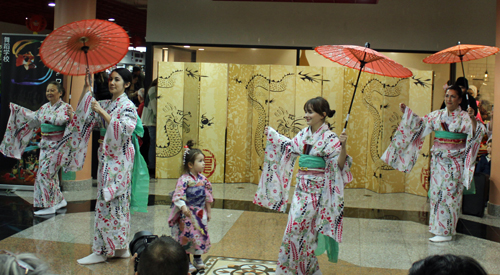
[
  {"left": 0, "top": 81, "right": 73, "bottom": 215},
  {"left": 254, "top": 97, "right": 353, "bottom": 275},
  {"left": 59, "top": 68, "right": 138, "bottom": 264},
  {"left": 382, "top": 85, "right": 485, "bottom": 242}
]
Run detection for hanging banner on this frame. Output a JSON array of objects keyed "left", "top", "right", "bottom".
[{"left": 0, "top": 33, "right": 62, "bottom": 186}]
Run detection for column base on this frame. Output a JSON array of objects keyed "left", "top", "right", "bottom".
[
  {"left": 487, "top": 202, "right": 500, "bottom": 217},
  {"left": 61, "top": 178, "right": 92, "bottom": 191}
]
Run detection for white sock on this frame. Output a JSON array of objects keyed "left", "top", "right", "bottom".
[
  {"left": 429, "top": 235, "right": 452, "bottom": 242},
  {"left": 77, "top": 253, "right": 107, "bottom": 265},
  {"left": 34, "top": 207, "right": 56, "bottom": 215}
]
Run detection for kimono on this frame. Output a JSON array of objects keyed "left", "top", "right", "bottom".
[
  {"left": 254, "top": 124, "right": 353, "bottom": 275},
  {"left": 0, "top": 99, "right": 71, "bottom": 208},
  {"left": 57, "top": 91, "right": 137, "bottom": 256},
  {"left": 382, "top": 107, "right": 485, "bottom": 236},
  {"left": 168, "top": 172, "right": 213, "bottom": 255}
]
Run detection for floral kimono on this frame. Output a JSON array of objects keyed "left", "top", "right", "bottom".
[
  {"left": 382, "top": 107, "right": 485, "bottom": 236},
  {"left": 254, "top": 123, "right": 353, "bottom": 275},
  {"left": 0, "top": 99, "right": 71, "bottom": 208},
  {"left": 168, "top": 172, "right": 213, "bottom": 255},
  {"left": 56, "top": 91, "right": 138, "bottom": 256}
]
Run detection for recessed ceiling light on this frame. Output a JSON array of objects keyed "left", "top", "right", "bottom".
[
  {"left": 48, "top": 2, "right": 56, "bottom": 7},
  {"left": 108, "top": 18, "right": 115, "bottom": 22},
  {"left": 25, "top": 17, "right": 28, "bottom": 20},
  {"left": 184, "top": 45, "right": 190, "bottom": 48},
  {"left": 199, "top": 49, "right": 204, "bottom": 51}
]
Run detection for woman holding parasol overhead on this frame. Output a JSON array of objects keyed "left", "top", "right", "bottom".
[
  {"left": 382, "top": 85, "right": 484, "bottom": 242},
  {"left": 0, "top": 81, "right": 73, "bottom": 215}
]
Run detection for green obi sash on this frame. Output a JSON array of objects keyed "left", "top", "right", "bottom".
[
  {"left": 435, "top": 131, "right": 467, "bottom": 140},
  {"left": 298, "top": 155, "right": 338, "bottom": 262},
  {"left": 299, "top": 154, "right": 326, "bottom": 168},
  {"left": 41, "top": 123, "right": 65, "bottom": 133},
  {"left": 100, "top": 115, "right": 149, "bottom": 213}
]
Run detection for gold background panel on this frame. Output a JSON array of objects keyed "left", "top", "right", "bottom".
[
  {"left": 406, "top": 70, "right": 434, "bottom": 196},
  {"left": 343, "top": 68, "right": 370, "bottom": 189},
  {"left": 199, "top": 63, "right": 229, "bottom": 183},
  {"left": 322, "top": 67, "right": 344, "bottom": 136},
  {"left": 156, "top": 62, "right": 185, "bottom": 179},
  {"left": 225, "top": 64, "right": 254, "bottom": 183},
  {"left": 183, "top": 63, "right": 201, "bottom": 147},
  {"left": 268, "top": 65, "right": 297, "bottom": 139},
  {"left": 249, "top": 65, "right": 270, "bottom": 184}
]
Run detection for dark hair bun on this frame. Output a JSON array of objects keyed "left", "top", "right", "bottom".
[
  {"left": 186, "top": 140, "right": 195, "bottom": 149},
  {"left": 328, "top": 110, "right": 336, "bottom": 118}
]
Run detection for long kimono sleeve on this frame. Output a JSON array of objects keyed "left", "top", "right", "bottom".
[
  {"left": 205, "top": 178, "right": 214, "bottom": 204},
  {"left": 462, "top": 119, "right": 486, "bottom": 189},
  {"left": 317, "top": 132, "right": 353, "bottom": 242},
  {"left": 253, "top": 127, "right": 299, "bottom": 213},
  {"left": 168, "top": 177, "right": 189, "bottom": 226},
  {"left": 0, "top": 103, "right": 40, "bottom": 159},
  {"left": 101, "top": 102, "right": 137, "bottom": 201},
  {"left": 381, "top": 107, "right": 434, "bottom": 172},
  {"left": 55, "top": 91, "right": 97, "bottom": 172}
]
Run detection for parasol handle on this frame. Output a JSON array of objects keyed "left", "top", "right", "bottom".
[{"left": 343, "top": 61, "right": 366, "bottom": 132}]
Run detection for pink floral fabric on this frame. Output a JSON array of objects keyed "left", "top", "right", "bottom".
[
  {"left": 254, "top": 124, "right": 352, "bottom": 274},
  {"left": 382, "top": 107, "right": 485, "bottom": 236},
  {"left": 0, "top": 100, "right": 71, "bottom": 207},
  {"left": 168, "top": 173, "right": 213, "bottom": 255}
]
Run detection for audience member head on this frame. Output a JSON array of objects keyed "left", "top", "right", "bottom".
[
  {"left": 0, "top": 250, "right": 48, "bottom": 275},
  {"left": 136, "top": 235, "right": 189, "bottom": 275},
  {"left": 138, "top": 88, "right": 145, "bottom": 103},
  {"left": 408, "top": 254, "right": 487, "bottom": 275},
  {"left": 456, "top": 77, "right": 469, "bottom": 92},
  {"left": 133, "top": 66, "right": 142, "bottom": 76}
]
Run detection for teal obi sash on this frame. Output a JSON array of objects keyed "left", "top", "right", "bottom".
[
  {"left": 299, "top": 155, "right": 326, "bottom": 168},
  {"left": 41, "top": 123, "right": 65, "bottom": 133},
  {"left": 435, "top": 131, "right": 467, "bottom": 140},
  {"left": 100, "top": 115, "right": 149, "bottom": 213}
]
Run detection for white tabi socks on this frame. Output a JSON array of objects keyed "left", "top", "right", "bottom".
[{"left": 77, "top": 253, "right": 107, "bottom": 265}]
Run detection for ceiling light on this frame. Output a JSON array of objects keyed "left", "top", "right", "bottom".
[
  {"left": 199, "top": 49, "right": 205, "bottom": 51},
  {"left": 184, "top": 45, "right": 190, "bottom": 48},
  {"left": 108, "top": 18, "right": 115, "bottom": 22},
  {"left": 485, "top": 70, "right": 489, "bottom": 79},
  {"left": 48, "top": 2, "right": 56, "bottom": 7}
]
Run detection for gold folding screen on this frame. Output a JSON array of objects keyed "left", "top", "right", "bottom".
[{"left": 156, "top": 62, "right": 433, "bottom": 196}]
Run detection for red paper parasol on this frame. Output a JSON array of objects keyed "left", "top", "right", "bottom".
[
  {"left": 40, "top": 19, "right": 129, "bottom": 76},
  {"left": 315, "top": 43, "right": 413, "bottom": 131},
  {"left": 423, "top": 42, "right": 499, "bottom": 77}
]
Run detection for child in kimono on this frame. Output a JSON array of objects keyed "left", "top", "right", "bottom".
[
  {"left": 168, "top": 140, "right": 213, "bottom": 273},
  {"left": 254, "top": 97, "right": 353, "bottom": 275},
  {"left": 0, "top": 81, "right": 73, "bottom": 215},
  {"left": 382, "top": 85, "right": 485, "bottom": 242}
]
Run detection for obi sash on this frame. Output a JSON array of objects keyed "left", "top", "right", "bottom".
[
  {"left": 41, "top": 123, "right": 65, "bottom": 141},
  {"left": 298, "top": 154, "right": 326, "bottom": 173},
  {"left": 433, "top": 131, "right": 467, "bottom": 151}
]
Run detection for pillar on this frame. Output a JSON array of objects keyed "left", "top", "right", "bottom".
[
  {"left": 54, "top": 0, "right": 96, "bottom": 190},
  {"left": 488, "top": 0, "right": 500, "bottom": 217}
]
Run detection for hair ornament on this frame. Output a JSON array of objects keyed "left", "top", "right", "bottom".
[{"left": 182, "top": 145, "right": 190, "bottom": 165}]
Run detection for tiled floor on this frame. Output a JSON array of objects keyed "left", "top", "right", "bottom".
[{"left": 1, "top": 179, "right": 500, "bottom": 274}]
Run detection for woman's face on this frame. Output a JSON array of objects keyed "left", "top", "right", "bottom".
[
  {"left": 46, "top": 84, "right": 62, "bottom": 104},
  {"left": 445, "top": 89, "right": 462, "bottom": 112},
  {"left": 304, "top": 105, "right": 325, "bottom": 129},
  {"left": 109, "top": 71, "right": 130, "bottom": 96}
]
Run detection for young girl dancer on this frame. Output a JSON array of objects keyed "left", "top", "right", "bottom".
[
  {"left": 254, "top": 97, "right": 352, "bottom": 275},
  {"left": 168, "top": 140, "right": 213, "bottom": 273}
]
